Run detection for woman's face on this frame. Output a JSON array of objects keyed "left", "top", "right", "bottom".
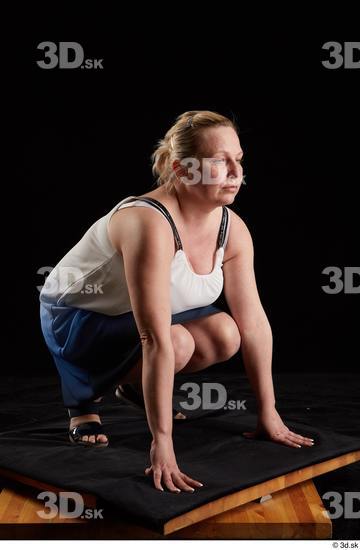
[{"left": 177, "top": 125, "right": 244, "bottom": 205}]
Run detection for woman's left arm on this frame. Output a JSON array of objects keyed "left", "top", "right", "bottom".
[{"left": 222, "top": 212, "right": 314, "bottom": 449}]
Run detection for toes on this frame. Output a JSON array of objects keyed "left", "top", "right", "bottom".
[
  {"left": 70, "top": 423, "right": 108, "bottom": 446},
  {"left": 81, "top": 434, "right": 108, "bottom": 445},
  {"left": 174, "top": 412, "right": 186, "bottom": 420}
]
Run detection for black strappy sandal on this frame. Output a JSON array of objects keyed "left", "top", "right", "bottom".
[
  {"left": 69, "top": 422, "right": 109, "bottom": 447},
  {"left": 115, "top": 384, "right": 187, "bottom": 420}
]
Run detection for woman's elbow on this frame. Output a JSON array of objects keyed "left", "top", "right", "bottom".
[
  {"left": 139, "top": 327, "right": 173, "bottom": 351},
  {"left": 240, "top": 314, "right": 272, "bottom": 338}
]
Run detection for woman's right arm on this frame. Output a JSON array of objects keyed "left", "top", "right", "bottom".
[{"left": 108, "top": 207, "right": 203, "bottom": 493}]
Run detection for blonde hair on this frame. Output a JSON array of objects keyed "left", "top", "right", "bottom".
[{"left": 151, "top": 110, "right": 238, "bottom": 193}]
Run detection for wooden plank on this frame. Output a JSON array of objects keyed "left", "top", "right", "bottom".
[
  {"left": 0, "top": 488, "right": 25, "bottom": 523},
  {"left": 172, "top": 480, "right": 332, "bottom": 539},
  {"left": 0, "top": 487, "right": 88, "bottom": 525},
  {"left": 0, "top": 480, "right": 332, "bottom": 539},
  {"left": 0, "top": 450, "right": 358, "bottom": 536},
  {"left": 164, "top": 449, "right": 360, "bottom": 534},
  {"left": 0, "top": 467, "right": 96, "bottom": 508},
  {"left": 0, "top": 486, "right": 161, "bottom": 539}
]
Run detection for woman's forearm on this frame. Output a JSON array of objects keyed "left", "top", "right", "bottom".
[
  {"left": 141, "top": 342, "right": 175, "bottom": 440},
  {"left": 240, "top": 321, "right": 275, "bottom": 411}
]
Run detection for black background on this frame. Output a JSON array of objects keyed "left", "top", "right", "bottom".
[{"left": 8, "top": 17, "right": 359, "bottom": 375}]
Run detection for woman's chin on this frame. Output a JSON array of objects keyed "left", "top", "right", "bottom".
[{"left": 218, "top": 190, "right": 238, "bottom": 204}]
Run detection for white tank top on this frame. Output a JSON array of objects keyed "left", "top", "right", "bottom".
[{"left": 40, "top": 195, "right": 231, "bottom": 316}]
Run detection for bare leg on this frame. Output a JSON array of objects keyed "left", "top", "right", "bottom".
[
  {"left": 70, "top": 324, "right": 196, "bottom": 443},
  {"left": 118, "top": 321, "right": 197, "bottom": 385},
  {"left": 117, "top": 355, "right": 144, "bottom": 389},
  {"left": 116, "top": 353, "right": 191, "bottom": 395}
]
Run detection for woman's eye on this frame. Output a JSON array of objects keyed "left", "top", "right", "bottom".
[{"left": 211, "top": 159, "right": 225, "bottom": 164}]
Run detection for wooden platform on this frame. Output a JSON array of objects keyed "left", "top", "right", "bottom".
[{"left": 0, "top": 450, "right": 359, "bottom": 539}]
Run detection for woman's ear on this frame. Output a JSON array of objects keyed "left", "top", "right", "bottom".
[{"left": 172, "top": 159, "right": 187, "bottom": 179}]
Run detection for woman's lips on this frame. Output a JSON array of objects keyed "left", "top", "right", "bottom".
[{"left": 222, "top": 185, "right": 238, "bottom": 191}]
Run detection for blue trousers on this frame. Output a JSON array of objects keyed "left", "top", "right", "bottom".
[{"left": 40, "top": 301, "right": 225, "bottom": 418}]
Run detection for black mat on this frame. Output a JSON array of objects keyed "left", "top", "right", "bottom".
[{"left": 0, "top": 366, "right": 359, "bottom": 532}]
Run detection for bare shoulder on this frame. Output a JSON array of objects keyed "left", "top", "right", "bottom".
[
  {"left": 108, "top": 203, "right": 174, "bottom": 255},
  {"left": 224, "top": 208, "right": 254, "bottom": 263}
]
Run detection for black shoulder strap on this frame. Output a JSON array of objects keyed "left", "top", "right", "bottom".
[
  {"left": 121, "top": 196, "right": 183, "bottom": 251},
  {"left": 120, "top": 196, "right": 229, "bottom": 251},
  {"left": 217, "top": 206, "right": 229, "bottom": 248}
]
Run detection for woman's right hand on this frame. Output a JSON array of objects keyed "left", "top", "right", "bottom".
[{"left": 145, "top": 435, "right": 203, "bottom": 493}]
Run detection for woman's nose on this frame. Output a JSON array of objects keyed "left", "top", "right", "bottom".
[{"left": 228, "top": 158, "right": 242, "bottom": 177}]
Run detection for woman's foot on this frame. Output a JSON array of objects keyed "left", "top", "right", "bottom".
[{"left": 69, "top": 413, "right": 108, "bottom": 445}]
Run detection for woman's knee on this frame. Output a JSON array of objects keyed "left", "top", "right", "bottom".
[
  {"left": 171, "top": 324, "right": 195, "bottom": 370},
  {"left": 213, "top": 314, "right": 241, "bottom": 362}
]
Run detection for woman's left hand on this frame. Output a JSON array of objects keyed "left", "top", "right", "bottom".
[{"left": 242, "top": 407, "right": 314, "bottom": 448}]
